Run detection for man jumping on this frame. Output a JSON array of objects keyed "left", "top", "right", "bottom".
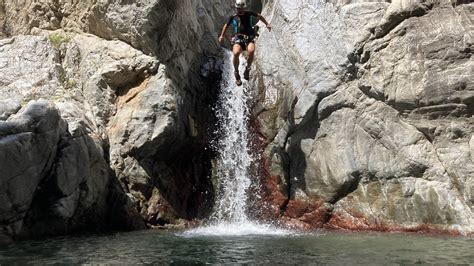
[{"left": 218, "top": 0, "right": 272, "bottom": 86}]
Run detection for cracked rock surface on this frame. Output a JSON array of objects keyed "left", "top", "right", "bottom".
[
  {"left": 253, "top": 0, "right": 473, "bottom": 233},
  {"left": 1, "top": 0, "right": 472, "bottom": 239},
  {"left": 0, "top": 0, "right": 233, "bottom": 240}
]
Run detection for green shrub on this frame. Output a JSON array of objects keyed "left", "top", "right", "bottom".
[{"left": 48, "top": 33, "right": 70, "bottom": 49}]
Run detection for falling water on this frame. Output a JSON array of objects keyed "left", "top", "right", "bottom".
[
  {"left": 211, "top": 51, "right": 253, "bottom": 224},
  {"left": 182, "top": 50, "right": 289, "bottom": 236}
]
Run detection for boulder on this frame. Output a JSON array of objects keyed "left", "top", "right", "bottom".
[
  {"left": 0, "top": 33, "right": 151, "bottom": 239},
  {"left": 0, "top": 100, "right": 64, "bottom": 236}
]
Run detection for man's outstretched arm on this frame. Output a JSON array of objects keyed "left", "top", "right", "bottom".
[
  {"left": 219, "top": 23, "right": 229, "bottom": 44},
  {"left": 257, "top": 14, "right": 272, "bottom": 31}
]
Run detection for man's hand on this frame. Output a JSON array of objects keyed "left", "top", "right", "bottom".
[
  {"left": 218, "top": 36, "right": 225, "bottom": 44},
  {"left": 266, "top": 24, "right": 272, "bottom": 32}
]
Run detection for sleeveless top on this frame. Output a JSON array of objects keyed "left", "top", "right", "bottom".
[{"left": 226, "top": 11, "right": 258, "bottom": 37}]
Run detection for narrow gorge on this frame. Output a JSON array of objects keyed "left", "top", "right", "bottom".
[{"left": 0, "top": 0, "right": 472, "bottom": 245}]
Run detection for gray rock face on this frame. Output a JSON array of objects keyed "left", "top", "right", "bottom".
[
  {"left": 0, "top": 100, "right": 64, "bottom": 233},
  {"left": 253, "top": 0, "right": 473, "bottom": 233},
  {"left": 1, "top": 0, "right": 232, "bottom": 67},
  {"left": 87, "top": 0, "right": 233, "bottom": 225},
  {"left": 0, "top": 0, "right": 5, "bottom": 39},
  {"left": 0, "top": 99, "right": 141, "bottom": 239},
  {"left": 2, "top": 0, "right": 471, "bottom": 237},
  {"left": 0, "top": 0, "right": 234, "bottom": 239},
  {"left": 0, "top": 31, "right": 192, "bottom": 237}
]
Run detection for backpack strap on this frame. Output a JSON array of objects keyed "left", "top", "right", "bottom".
[{"left": 231, "top": 14, "right": 241, "bottom": 34}]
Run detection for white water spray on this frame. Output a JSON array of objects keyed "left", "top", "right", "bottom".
[
  {"left": 211, "top": 51, "right": 253, "bottom": 224},
  {"left": 182, "top": 51, "right": 289, "bottom": 237}
]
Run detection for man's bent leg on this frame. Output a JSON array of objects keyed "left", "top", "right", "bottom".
[
  {"left": 244, "top": 42, "right": 255, "bottom": 80},
  {"left": 246, "top": 42, "right": 255, "bottom": 68},
  {"left": 233, "top": 44, "right": 243, "bottom": 73},
  {"left": 232, "top": 44, "right": 243, "bottom": 85}
]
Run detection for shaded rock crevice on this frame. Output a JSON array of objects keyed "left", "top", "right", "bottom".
[{"left": 107, "top": 52, "right": 224, "bottom": 227}]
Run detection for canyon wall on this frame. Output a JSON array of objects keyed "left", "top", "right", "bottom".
[
  {"left": 0, "top": 0, "right": 234, "bottom": 241},
  {"left": 1, "top": 0, "right": 472, "bottom": 241},
  {"left": 252, "top": 0, "right": 473, "bottom": 233}
]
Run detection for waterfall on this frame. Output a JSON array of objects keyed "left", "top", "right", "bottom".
[
  {"left": 211, "top": 50, "right": 253, "bottom": 224},
  {"left": 181, "top": 50, "right": 289, "bottom": 236}
]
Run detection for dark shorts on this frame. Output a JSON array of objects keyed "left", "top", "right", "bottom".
[{"left": 231, "top": 35, "right": 255, "bottom": 51}]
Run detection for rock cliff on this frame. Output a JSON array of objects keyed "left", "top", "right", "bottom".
[
  {"left": 252, "top": 0, "right": 473, "bottom": 233},
  {"left": 0, "top": 0, "right": 472, "bottom": 240},
  {"left": 0, "top": 0, "right": 234, "bottom": 241}
]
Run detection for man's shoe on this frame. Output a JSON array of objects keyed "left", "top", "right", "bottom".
[
  {"left": 243, "top": 66, "right": 250, "bottom": 80},
  {"left": 235, "top": 71, "right": 242, "bottom": 86}
]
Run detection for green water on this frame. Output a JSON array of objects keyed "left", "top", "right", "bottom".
[{"left": 0, "top": 230, "right": 472, "bottom": 264}]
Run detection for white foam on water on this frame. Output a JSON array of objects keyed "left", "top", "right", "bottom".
[{"left": 181, "top": 222, "right": 292, "bottom": 237}]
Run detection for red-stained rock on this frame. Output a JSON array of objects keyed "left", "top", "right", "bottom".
[
  {"left": 326, "top": 211, "right": 470, "bottom": 236},
  {"left": 251, "top": 141, "right": 470, "bottom": 236},
  {"left": 249, "top": 98, "right": 472, "bottom": 237},
  {"left": 280, "top": 199, "right": 331, "bottom": 229}
]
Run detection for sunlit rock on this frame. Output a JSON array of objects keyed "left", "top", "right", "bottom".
[{"left": 253, "top": 0, "right": 473, "bottom": 233}]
